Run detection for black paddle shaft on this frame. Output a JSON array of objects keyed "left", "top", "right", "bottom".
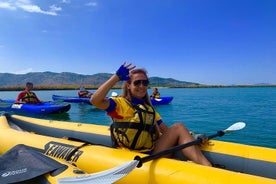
[{"left": 134, "top": 130, "right": 225, "bottom": 168}]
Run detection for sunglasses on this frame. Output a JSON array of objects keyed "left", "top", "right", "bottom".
[{"left": 133, "top": 79, "right": 149, "bottom": 86}]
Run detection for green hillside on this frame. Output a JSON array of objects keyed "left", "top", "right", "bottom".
[{"left": 0, "top": 72, "right": 199, "bottom": 90}]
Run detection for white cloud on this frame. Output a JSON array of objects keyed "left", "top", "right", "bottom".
[
  {"left": 85, "top": 2, "right": 97, "bottom": 7},
  {"left": 0, "top": 2, "right": 16, "bottom": 10},
  {"left": 50, "top": 5, "right": 61, "bottom": 12},
  {"left": 15, "top": 68, "right": 34, "bottom": 74},
  {"left": 0, "top": 0, "right": 62, "bottom": 16},
  {"left": 61, "top": 0, "right": 71, "bottom": 4}
]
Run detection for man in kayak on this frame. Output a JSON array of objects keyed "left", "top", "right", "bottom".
[
  {"left": 15, "top": 82, "right": 43, "bottom": 104},
  {"left": 91, "top": 62, "right": 212, "bottom": 166},
  {"left": 78, "top": 86, "right": 92, "bottom": 98},
  {"left": 150, "top": 87, "right": 161, "bottom": 98}
]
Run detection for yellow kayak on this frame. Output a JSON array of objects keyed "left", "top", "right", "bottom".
[
  {"left": 1, "top": 113, "right": 276, "bottom": 183},
  {"left": 0, "top": 115, "right": 142, "bottom": 184},
  {"left": 0, "top": 144, "right": 88, "bottom": 184}
]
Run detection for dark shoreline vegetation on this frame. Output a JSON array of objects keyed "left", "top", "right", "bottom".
[{"left": 1, "top": 84, "right": 275, "bottom": 91}]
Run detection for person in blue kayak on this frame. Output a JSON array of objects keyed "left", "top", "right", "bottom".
[
  {"left": 78, "top": 86, "right": 92, "bottom": 98},
  {"left": 15, "top": 82, "right": 42, "bottom": 104},
  {"left": 150, "top": 87, "right": 161, "bottom": 99},
  {"left": 91, "top": 62, "right": 212, "bottom": 166}
]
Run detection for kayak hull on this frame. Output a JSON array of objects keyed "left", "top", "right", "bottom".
[
  {"left": 0, "top": 99, "right": 71, "bottom": 114},
  {"left": 0, "top": 116, "right": 93, "bottom": 184},
  {"left": 52, "top": 94, "right": 91, "bottom": 104},
  {"left": 150, "top": 96, "right": 173, "bottom": 105},
  {"left": 1, "top": 114, "right": 276, "bottom": 183},
  {"left": 52, "top": 94, "right": 173, "bottom": 105}
]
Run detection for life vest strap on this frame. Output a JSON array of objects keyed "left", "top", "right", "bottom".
[{"left": 112, "top": 122, "right": 155, "bottom": 133}]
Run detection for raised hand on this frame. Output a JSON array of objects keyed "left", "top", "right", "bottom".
[{"left": 116, "top": 62, "right": 136, "bottom": 81}]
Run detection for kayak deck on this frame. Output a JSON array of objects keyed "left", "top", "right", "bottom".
[{"left": 3, "top": 113, "right": 276, "bottom": 181}]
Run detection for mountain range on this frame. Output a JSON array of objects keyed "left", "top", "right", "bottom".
[{"left": 0, "top": 72, "right": 199, "bottom": 88}]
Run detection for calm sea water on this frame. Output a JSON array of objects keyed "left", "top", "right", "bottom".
[{"left": 1, "top": 87, "right": 275, "bottom": 149}]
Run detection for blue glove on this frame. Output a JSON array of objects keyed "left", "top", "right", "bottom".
[{"left": 116, "top": 64, "right": 130, "bottom": 81}]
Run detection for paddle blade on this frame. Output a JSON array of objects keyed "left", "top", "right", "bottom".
[
  {"left": 58, "top": 160, "right": 139, "bottom": 184},
  {"left": 224, "top": 122, "right": 246, "bottom": 132}
]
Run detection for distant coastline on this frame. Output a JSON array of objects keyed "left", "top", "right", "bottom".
[
  {"left": 0, "top": 84, "right": 275, "bottom": 91},
  {"left": 1, "top": 72, "right": 275, "bottom": 91}
]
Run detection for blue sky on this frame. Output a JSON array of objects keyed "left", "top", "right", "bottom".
[{"left": 0, "top": 0, "right": 275, "bottom": 85}]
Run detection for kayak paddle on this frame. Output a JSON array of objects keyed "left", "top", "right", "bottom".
[
  {"left": 135, "top": 121, "right": 246, "bottom": 166},
  {"left": 58, "top": 122, "right": 246, "bottom": 184}
]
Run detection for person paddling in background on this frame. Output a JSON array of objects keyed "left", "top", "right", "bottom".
[
  {"left": 15, "top": 82, "right": 42, "bottom": 104},
  {"left": 78, "top": 86, "right": 92, "bottom": 98},
  {"left": 150, "top": 87, "right": 160, "bottom": 99},
  {"left": 91, "top": 62, "right": 212, "bottom": 166}
]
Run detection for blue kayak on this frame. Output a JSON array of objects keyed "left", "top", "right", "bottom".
[
  {"left": 52, "top": 94, "right": 173, "bottom": 105},
  {"left": 52, "top": 94, "right": 91, "bottom": 104},
  {"left": 0, "top": 99, "right": 71, "bottom": 114},
  {"left": 150, "top": 96, "right": 174, "bottom": 105}
]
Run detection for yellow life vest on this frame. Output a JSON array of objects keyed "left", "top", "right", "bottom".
[
  {"left": 22, "top": 91, "right": 38, "bottom": 104},
  {"left": 151, "top": 92, "right": 160, "bottom": 99},
  {"left": 110, "top": 100, "right": 159, "bottom": 152},
  {"left": 153, "top": 93, "right": 160, "bottom": 98}
]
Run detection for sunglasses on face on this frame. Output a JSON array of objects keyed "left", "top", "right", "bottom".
[{"left": 133, "top": 79, "right": 149, "bottom": 86}]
